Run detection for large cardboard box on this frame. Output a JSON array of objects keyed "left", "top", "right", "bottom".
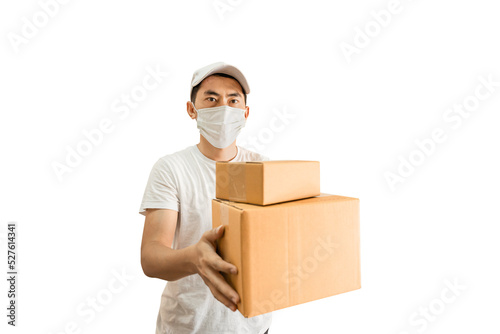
[
  {"left": 212, "top": 193, "right": 360, "bottom": 317},
  {"left": 215, "top": 160, "right": 320, "bottom": 205}
]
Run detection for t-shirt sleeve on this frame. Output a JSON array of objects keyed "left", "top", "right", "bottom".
[{"left": 139, "top": 158, "right": 180, "bottom": 216}]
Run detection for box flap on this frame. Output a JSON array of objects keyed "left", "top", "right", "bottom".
[{"left": 215, "top": 193, "right": 356, "bottom": 211}]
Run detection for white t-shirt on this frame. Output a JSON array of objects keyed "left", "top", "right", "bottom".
[{"left": 139, "top": 144, "right": 273, "bottom": 334}]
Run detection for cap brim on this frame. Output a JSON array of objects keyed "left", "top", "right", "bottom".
[{"left": 190, "top": 62, "right": 250, "bottom": 99}]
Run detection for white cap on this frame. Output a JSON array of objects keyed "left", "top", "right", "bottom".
[{"left": 190, "top": 62, "right": 250, "bottom": 99}]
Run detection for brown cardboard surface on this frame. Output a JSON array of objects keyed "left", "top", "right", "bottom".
[
  {"left": 212, "top": 193, "right": 360, "bottom": 317},
  {"left": 216, "top": 160, "right": 320, "bottom": 205}
]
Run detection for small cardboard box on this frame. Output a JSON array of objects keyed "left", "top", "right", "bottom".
[
  {"left": 212, "top": 193, "right": 360, "bottom": 317},
  {"left": 215, "top": 160, "right": 320, "bottom": 205}
]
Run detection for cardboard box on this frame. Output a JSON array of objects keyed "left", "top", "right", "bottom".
[
  {"left": 215, "top": 160, "right": 320, "bottom": 206},
  {"left": 212, "top": 193, "right": 360, "bottom": 317}
]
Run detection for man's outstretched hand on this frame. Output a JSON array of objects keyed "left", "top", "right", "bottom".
[{"left": 193, "top": 225, "right": 239, "bottom": 312}]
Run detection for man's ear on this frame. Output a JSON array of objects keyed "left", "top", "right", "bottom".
[
  {"left": 244, "top": 106, "right": 249, "bottom": 120},
  {"left": 187, "top": 101, "right": 197, "bottom": 119}
]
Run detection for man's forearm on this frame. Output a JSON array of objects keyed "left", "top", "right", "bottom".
[{"left": 141, "top": 241, "right": 197, "bottom": 281}]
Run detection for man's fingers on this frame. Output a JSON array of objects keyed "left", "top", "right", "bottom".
[
  {"left": 209, "top": 228, "right": 238, "bottom": 274},
  {"left": 210, "top": 254, "right": 237, "bottom": 275},
  {"left": 202, "top": 275, "right": 237, "bottom": 312},
  {"left": 196, "top": 226, "right": 239, "bottom": 310},
  {"left": 203, "top": 225, "right": 224, "bottom": 243},
  {"left": 204, "top": 265, "right": 240, "bottom": 305}
]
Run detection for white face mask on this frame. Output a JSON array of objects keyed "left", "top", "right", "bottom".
[{"left": 192, "top": 102, "right": 246, "bottom": 149}]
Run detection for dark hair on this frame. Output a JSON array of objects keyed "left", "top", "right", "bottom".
[{"left": 191, "top": 73, "right": 247, "bottom": 105}]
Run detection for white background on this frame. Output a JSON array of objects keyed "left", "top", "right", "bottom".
[{"left": 1, "top": 0, "right": 500, "bottom": 333}]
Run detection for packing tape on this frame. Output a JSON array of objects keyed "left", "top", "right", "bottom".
[
  {"left": 228, "top": 163, "right": 247, "bottom": 202},
  {"left": 220, "top": 201, "right": 229, "bottom": 227}
]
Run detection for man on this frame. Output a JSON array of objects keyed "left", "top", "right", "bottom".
[{"left": 139, "top": 62, "right": 272, "bottom": 334}]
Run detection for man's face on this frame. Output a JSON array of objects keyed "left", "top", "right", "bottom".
[{"left": 194, "top": 75, "right": 246, "bottom": 110}]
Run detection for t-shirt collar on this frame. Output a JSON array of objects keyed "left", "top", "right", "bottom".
[{"left": 193, "top": 144, "right": 240, "bottom": 163}]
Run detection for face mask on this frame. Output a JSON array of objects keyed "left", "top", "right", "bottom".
[{"left": 192, "top": 102, "right": 246, "bottom": 149}]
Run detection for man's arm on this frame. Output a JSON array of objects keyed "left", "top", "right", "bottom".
[{"left": 140, "top": 208, "right": 240, "bottom": 311}]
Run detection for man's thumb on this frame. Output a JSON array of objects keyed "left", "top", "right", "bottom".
[{"left": 213, "top": 225, "right": 224, "bottom": 238}]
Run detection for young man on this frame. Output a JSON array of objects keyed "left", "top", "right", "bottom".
[{"left": 139, "top": 62, "right": 272, "bottom": 334}]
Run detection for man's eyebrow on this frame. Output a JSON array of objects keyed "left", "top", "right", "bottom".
[
  {"left": 203, "top": 90, "right": 220, "bottom": 96},
  {"left": 227, "top": 92, "right": 242, "bottom": 98},
  {"left": 203, "top": 90, "right": 242, "bottom": 98}
]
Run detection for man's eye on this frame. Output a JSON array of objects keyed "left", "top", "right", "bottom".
[
  {"left": 208, "top": 97, "right": 216, "bottom": 102},
  {"left": 230, "top": 99, "right": 238, "bottom": 104}
]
